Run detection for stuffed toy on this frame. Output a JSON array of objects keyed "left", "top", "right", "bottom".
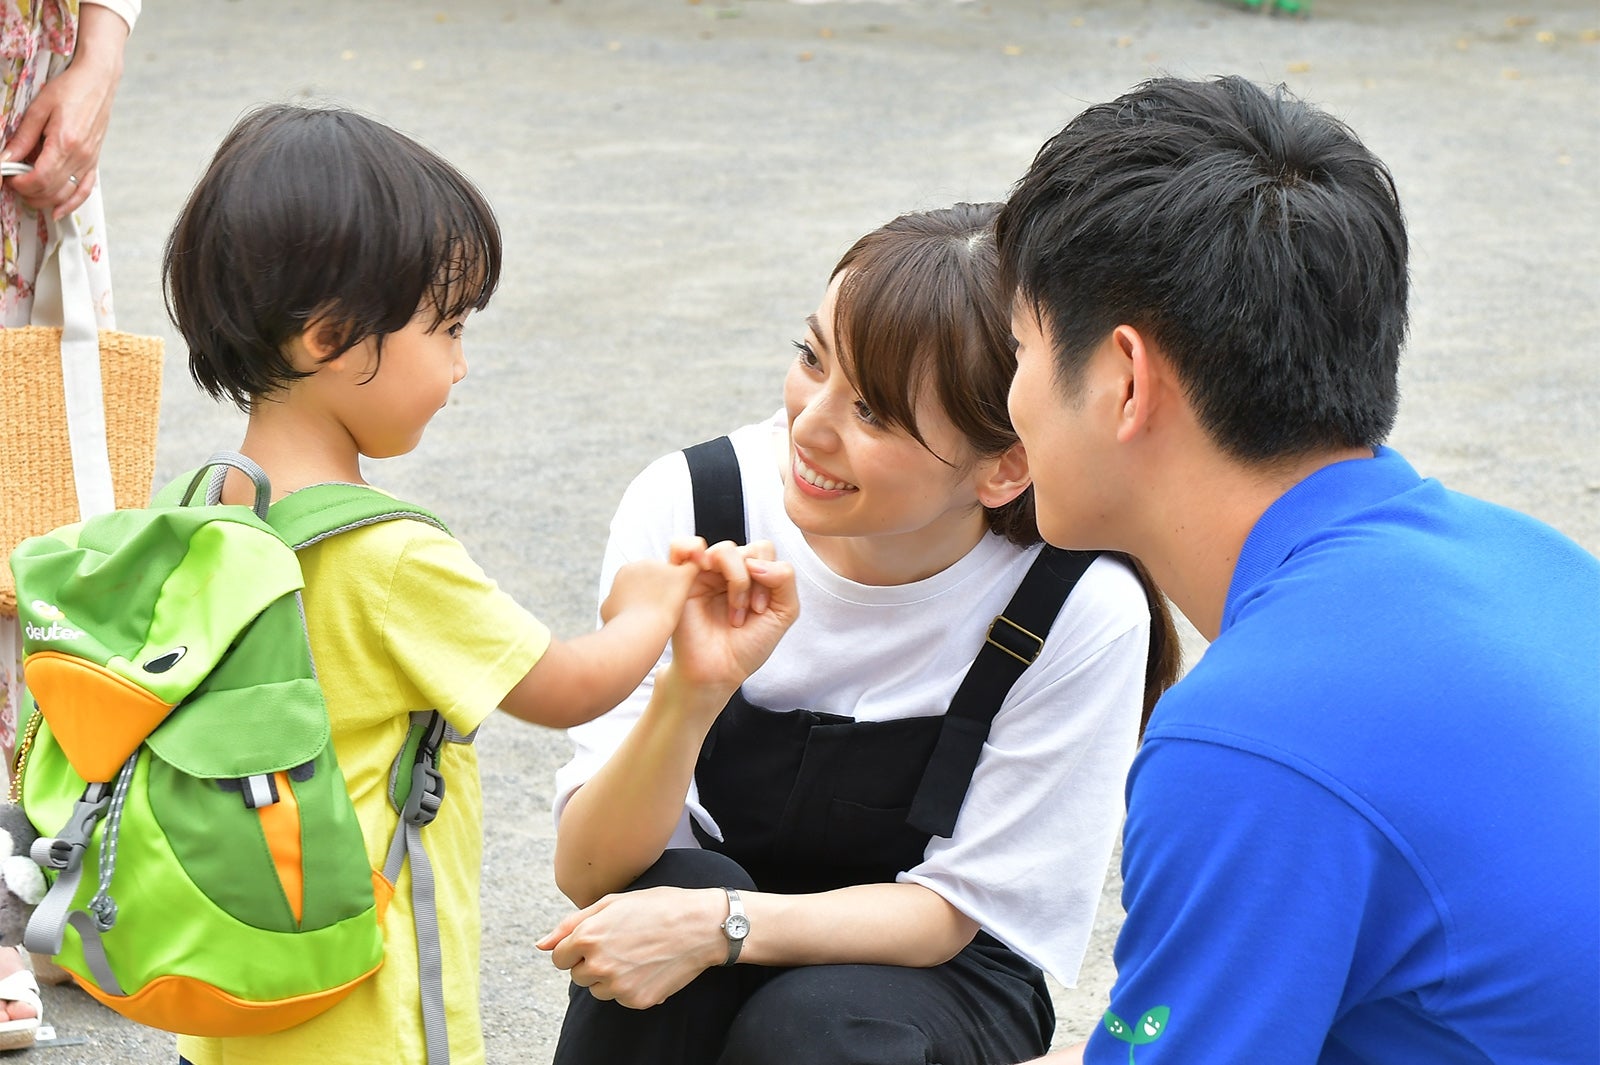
[
  {"left": 0, "top": 805, "right": 46, "bottom": 941},
  {"left": 0, "top": 803, "right": 46, "bottom": 1050}
]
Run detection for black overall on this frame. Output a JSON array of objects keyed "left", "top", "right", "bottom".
[{"left": 553, "top": 437, "right": 1098, "bottom": 1065}]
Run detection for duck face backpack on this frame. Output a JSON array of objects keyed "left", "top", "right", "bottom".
[{"left": 6, "top": 454, "right": 454, "bottom": 1042}]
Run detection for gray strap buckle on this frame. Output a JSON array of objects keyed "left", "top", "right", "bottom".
[
  {"left": 403, "top": 750, "right": 446, "bottom": 828},
  {"left": 30, "top": 783, "right": 112, "bottom": 871}
]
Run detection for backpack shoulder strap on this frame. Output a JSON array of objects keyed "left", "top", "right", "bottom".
[
  {"left": 267, "top": 483, "right": 449, "bottom": 548},
  {"left": 683, "top": 436, "right": 747, "bottom": 547},
  {"left": 906, "top": 546, "right": 1099, "bottom": 839},
  {"left": 151, "top": 455, "right": 447, "bottom": 547},
  {"left": 265, "top": 486, "right": 455, "bottom": 1064},
  {"left": 384, "top": 709, "right": 473, "bottom": 1065},
  {"left": 269, "top": 480, "right": 454, "bottom": 1063}
]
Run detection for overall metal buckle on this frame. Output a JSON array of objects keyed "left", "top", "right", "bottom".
[{"left": 986, "top": 614, "right": 1044, "bottom": 666}]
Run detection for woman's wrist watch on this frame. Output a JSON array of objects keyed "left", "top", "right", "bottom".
[{"left": 720, "top": 888, "right": 750, "bottom": 965}]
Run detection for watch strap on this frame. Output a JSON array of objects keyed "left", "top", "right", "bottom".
[{"left": 721, "top": 887, "right": 748, "bottom": 966}]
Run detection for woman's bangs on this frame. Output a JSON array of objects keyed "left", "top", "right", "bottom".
[{"left": 833, "top": 257, "right": 938, "bottom": 447}]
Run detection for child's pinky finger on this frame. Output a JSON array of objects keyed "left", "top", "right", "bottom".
[{"left": 667, "top": 536, "right": 709, "bottom": 566}]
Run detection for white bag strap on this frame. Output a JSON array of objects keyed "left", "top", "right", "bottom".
[{"left": 3, "top": 160, "right": 115, "bottom": 521}]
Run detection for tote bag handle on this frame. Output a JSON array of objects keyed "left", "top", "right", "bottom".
[{"left": 2, "top": 160, "right": 115, "bottom": 521}]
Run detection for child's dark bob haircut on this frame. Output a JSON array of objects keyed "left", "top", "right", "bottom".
[{"left": 163, "top": 104, "right": 502, "bottom": 411}]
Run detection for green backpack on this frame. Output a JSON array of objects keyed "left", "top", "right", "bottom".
[{"left": 8, "top": 453, "right": 467, "bottom": 1060}]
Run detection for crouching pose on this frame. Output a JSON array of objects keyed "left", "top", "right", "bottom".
[{"left": 541, "top": 203, "right": 1179, "bottom": 1065}]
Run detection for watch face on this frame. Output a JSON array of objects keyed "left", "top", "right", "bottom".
[{"left": 724, "top": 914, "right": 750, "bottom": 941}]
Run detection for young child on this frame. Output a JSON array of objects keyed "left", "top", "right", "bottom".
[{"left": 159, "top": 104, "right": 765, "bottom": 1065}]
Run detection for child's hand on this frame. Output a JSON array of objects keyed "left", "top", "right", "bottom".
[
  {"left": 599, "top": 546, "right": 703, "bottom": 626},
  {"left": 503, "top": 543, "right": 712, "bottom": 730}
]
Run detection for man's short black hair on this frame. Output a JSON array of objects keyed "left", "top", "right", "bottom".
[
  {"left": 997, "top": 75, "right": 1409, "bottom": 462},
  {"left": 164, "top": 104, "right": 501, "bottom": 411}
]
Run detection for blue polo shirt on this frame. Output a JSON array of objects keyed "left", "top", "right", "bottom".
[{"left": 1089, "top": 448, "right": 1600, "bottom": 1064}]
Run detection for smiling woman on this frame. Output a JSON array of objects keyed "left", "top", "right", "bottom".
[
  {"left": 781, "top": 273, "right": 1000, "bottom": 584},
  {"left": 543, "top": 203, "right": 1181, "bottom": 1065}
]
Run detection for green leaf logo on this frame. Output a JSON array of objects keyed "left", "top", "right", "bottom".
[
  {"left": 1131, "top": 1006, "right": 1169, "bottom": 1045},
  {"left": 1102, "top": 1006, "right": 1170, "bottom": 1063}
]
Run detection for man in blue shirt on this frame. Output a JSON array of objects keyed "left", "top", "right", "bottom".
[{"left": 998, "top": 75, "right": 1600, "bottom": 1065}]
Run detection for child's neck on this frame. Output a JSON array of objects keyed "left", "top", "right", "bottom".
[{"left": 227, "top": 405, "right": 367, "bottom": 504}]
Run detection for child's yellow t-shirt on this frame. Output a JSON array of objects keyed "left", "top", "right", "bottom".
[{"left": 179, "top": 519, "right": 550, "bottom": 1065}]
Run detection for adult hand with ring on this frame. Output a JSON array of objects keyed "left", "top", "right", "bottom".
[{"left": 0, "top": 5, "right": 129, "bottom": 219}]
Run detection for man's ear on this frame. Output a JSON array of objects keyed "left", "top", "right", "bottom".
[
  {"left": 1112, "top": 324, "right": 1162, "bottom": 444},
  {"left": 975, "top": 440, "right": 1031, "bottom": 509}
]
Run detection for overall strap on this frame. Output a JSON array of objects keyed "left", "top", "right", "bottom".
[
  {"left": 386, "top": 710, "right": 477, "bottom": 1065},
  {"left": 683, "top": 436, "right": 747, "bottom": 547},
  {"left": 907, "top": 547, "right": 1098, "bottom": 839},
  {"left": 683, "top": 432, "right": 1097, "bottom": 841}
]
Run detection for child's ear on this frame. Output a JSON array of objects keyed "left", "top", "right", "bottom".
[
  {"left": 975, "top": 441, "right": 1031, "bottom": 509},
  {"left": 290, "top": 318, "right": 358, "bottom": 374}
]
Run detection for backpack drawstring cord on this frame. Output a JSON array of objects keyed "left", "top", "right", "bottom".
[{"left": 88, "top": 753, "right": 139, "bottom": 932}]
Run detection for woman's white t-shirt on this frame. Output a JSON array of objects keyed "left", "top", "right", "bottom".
[{"left": 555, "top": 413, "right": 1148, "bottom": 984}]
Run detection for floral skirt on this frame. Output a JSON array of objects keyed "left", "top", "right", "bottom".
[{"left": 0, "top": 617, "right": 19, "bottom": 792}]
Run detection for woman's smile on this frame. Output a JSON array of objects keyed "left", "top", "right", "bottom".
[{"left": 791, "top": 450, "right": 859, "bottom": 496}]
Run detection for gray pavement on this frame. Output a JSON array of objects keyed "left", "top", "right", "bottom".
[{"left": 18, "top": 0, "right": 1600, "bottom": 1061}]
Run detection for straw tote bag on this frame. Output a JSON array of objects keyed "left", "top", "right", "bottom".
[{"left": 0, "top": 162, "right": 162, "bottom": 616}]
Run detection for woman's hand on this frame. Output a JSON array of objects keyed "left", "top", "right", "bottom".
[
  {"left": 2, "top": 5, "right": 129, "bottom": 219},
  {"left": 668, "top": 539, "right": 799, "bottom": 698},
  {"left": 542, "top": 881, "right": 981, "bottom": 1005},
  {"left": 551, "top": 544, "right": 796, "bottom": 905},
  {"left": 539, "top": 887, "right": 728, "bottom": 1009}
]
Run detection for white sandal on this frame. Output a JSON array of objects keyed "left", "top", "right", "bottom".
[{"left": 0, "top": 946, "right": 41, "bottom": 1050}]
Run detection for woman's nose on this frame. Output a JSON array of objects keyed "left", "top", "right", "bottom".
[{"left": 790, "top": 386, "right": 841, "bottom": 450}]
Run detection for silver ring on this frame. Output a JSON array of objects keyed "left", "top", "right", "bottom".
[{"left": 66, "top": 174, "right": 78, "bottom": 185}]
